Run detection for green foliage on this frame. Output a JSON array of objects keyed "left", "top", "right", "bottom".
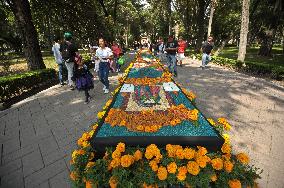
[{"left": 0, "top": 68, "right": 56, "bottom": 102}]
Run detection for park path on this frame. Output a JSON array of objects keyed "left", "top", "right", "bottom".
[{"left": 0, "top": 55, "right": 283, "bottom": 188}]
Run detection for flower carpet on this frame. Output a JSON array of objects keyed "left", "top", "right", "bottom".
[{"left": 70, "top": 49, "right": 261, "bottom": 188}]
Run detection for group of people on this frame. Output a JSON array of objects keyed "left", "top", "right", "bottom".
[
  {"left": 153, "top": 35, "right": 214, "bottom": 76},
  {"left": 52, "top": 32, "right": 118, "bottom": 104},
  {"left": 51, "top": 32, "right": 214, "bottom": 104}
]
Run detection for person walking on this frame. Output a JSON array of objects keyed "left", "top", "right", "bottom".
[
  {"left": 111, "top": 41, "right": 121, "bottom": 72},
  {"left": 52, "top": 37, "right": 64, "bottom": 85},
  {"left": 73, "top": 55, "right": 94, "bottom": 104},
  {"left": 165, "top": 35, "right": 178, "bottom": 77},
  {"left": 95, "top": 37, "right": 113, "bottom": 94},
  {"left": 60, "top": 32, "right": 78, "bottom": 90},
  {"left": 201, "top": 36, "right": 214, "bottom": 69},
  {"left": 177, "top": 36, "right": 187, "bottom": 67}
]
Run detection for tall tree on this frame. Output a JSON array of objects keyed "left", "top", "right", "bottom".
[
  {"left": 6, "top": 0, "right": 45, "bottom": 70},
  {"left": 207, "top": 0, "right": 217, "bottom": 38},
  {"left": 195, "top": 0, "right": 208, "bottom": 51},
  {"left": 237, "top": 0, "right": 250, "bottom": 63}
]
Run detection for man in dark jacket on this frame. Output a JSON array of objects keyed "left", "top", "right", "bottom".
[
  {"left": 60, "top": 32, "right": 78, "bottom": 90},
  {"left": 201, "top": 36, "right": 214, "bottom": 69},
  {"left": 165, "top": 35, "right": 178, "bottom": 77}
]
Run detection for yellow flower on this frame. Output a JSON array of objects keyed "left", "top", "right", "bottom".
[
  {"left": 222, "top": 133, "right": 230, "bottom": 143},
  {"left": 187, "top": 161, "right": 200, "bottom": 176},
  {"left": 221, "top": 143, "right": 231, "bottom": 154},
  {"left": 211, "top": 158, "right": 223, "bottom": 170},
  {"left": 211, "top": 174, "right": 217, "bottom": 182},
  {"left": 177, "top": 172, "right": 187, "bottom": 181},
  {"left": 88, "top": 130, "right": 95, "bottom": 137},
  {"left": 120, "top": 155, "right": 134, "bottom": 167},
  {"left": 92, "top": 124, "right": 98, "bottom": 130},
  {"left": 175, "top": 148, "right": 184, "bottom": 159},
  {"left": 134, "top": 150, "right": 143, "bottom": 161},
  {"left": 85, "top": 181, "right": 93, "bottom": 188},
  {"left": 224, "top": 160, "right": 234, "bottom": 173},
  {"left": 228, "top": 179, "right": 242, "bottom": 188},
  {"left": 109, "top": 176, "right": 118, "bottom": 188},
  {"left": 72, "top": 149, "right": 86, "bottom": 160},
  {"left": 197, "top": 146, "right": 207, "bottom": 156},
  {"left": 157, "top": 166, "right": 168, "bottom": 180},
  {"left": 207, "top": 118, "right": 216, "bottom": 126},
  {"left": 112, "top": 150, "right": 121, "bottom": 159},
  {"left": 70, "top": 171, "right": 77, "bottom": 181},
  {"left": 184, "top": 148, "right": 195, "bottom": 160},
  {"left": 116, "top": 142, "right": 125, "bottom": 153},
  {"left": 145, "top": 152, "right": 154, "bottom": 160},
  {"left": 110, "top": 158, "right": 120, "bottom": 168},
  {"left": 236, "top": 153, "right": 249, "bottom": 165},
  {"left": 97, "top": 111, "right": 106, "bottom": 119},
  {"left": 86, "top": 162, "right": 95, "bottom": 169},
  {"left": 224, "top": 123, "right": 231, "bottom": 131},
  {"left": 167, "top": 162, "right": 177, "bottom": 174},
  {"left": 149, "top": 160, "right": 159, "bottom": 171}
]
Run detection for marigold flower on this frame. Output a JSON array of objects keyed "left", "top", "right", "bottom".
[
  {"left": 145, "top": 152, "right": 154, "bottom": 160},
  {"left": 224, "top": 160, "right": 234, "bottom": 173},
  {"left": 195, "top": 155, "right": 208, "bottom": 168},
  {"left": 109, "top": 176, "right": 118, "bottom": 188},
  {"left": 222, "top": 153, "right": 231, "bottom": 161},
  {"left": 167, "top": 162, "right": 177, "bottom": 174},
  {"left": 149, "top": 160, "right": 159, "bottom": 171},
  {"left": 120, "top": 155, "right": 134, "bottom": 167},
  {"left": 112, "top": 150, "right": 121, "bottom": 159},
  {"left": 85, "top": 181, "right": 93, "bottom": 188},
  {"left": 187, "top": 161, "right": 200, "bottom": 176},
  {"left": 221, "top": 143, "right": 231, "bottom": 154},
  {"left": 228, "top": 179, "right": 241, "bottom": 188},
  {"left": 175, "top": 148, "right": 184, "bottom": 159},
  {"left": 110, "top": 158, "right": 120, "bottom": 168},
  {"left": 222, "top": 133, "right": 230, "bottom": 143},
  {"left": 207, "top": 118, "right": 216, "bottom": 126},
  {"left": 178, "top": 166, "right": 188, "bottom": 174},
  {"left": 177, "top": 172, "right": 187, "bottom": 181},
  {"left": 116, "top": 142, "right": 125, "bottom": 153},
  {"left": 97, "top": 111, "right": 106, "bottom": 119},
  {"left": 211, "top": 158, "right": 223, "bottom": 170},
  {"left": 236, "top": 153, "right": 249, "bottom": 164},
  {"left": 211, "top": 174, "right": 217, "bottom": 182},
  {"left": 86, "top": 162, "right": 95, "bottom": 169},
  {"left": 197, "top": 146, "right": 207, "bottom": 156},
  {"left": 157, "top": 166, "right": 168, "bottom": 180},
  {"left": 70, "top": 171, "right": 77, "bottom": 181},
  {"left": 184, "top": 148, "right": 195, "bottom": 160},
  {"left": 134, "top": 150, "right": 143, "bottom": 161}
]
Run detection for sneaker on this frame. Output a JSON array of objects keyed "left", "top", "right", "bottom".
[
  {"left": 104, "top": 89, "right": 109, "bottom": 94},
  {"left": 84, "top": 100, "right": 89, "bottom": 104},
  {"left": 116, "top": 69, "right": 119, "bottom": 73},
  {"left": 70, "top": 86, "right": 75, "bottom": 90},
  {"left": 103, "top": 85, "right": 106, "bottom": 91}
]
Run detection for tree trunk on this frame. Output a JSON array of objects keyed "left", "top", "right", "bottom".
[
  {"left": 166, "top": 0, "right": 172, "bottom": 36},
  {"left": 195, "top": 0, "right": 206, "bottom": 52},
  {"left": 237, "top": 0, "right": 250, "bottom": 64},
  {"left": 258, "top": 30, "right": 275, "bottom": 57},
  {"left": 207, "top": 0, "right": 216, "bottom": 38},
  {"left": 7, "top": 0, "right": 45, "bottom": 70}
]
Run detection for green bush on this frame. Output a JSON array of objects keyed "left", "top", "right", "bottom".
[
  {"left": 190, "top": 53, "right": 284, "bottom": 80},
  {"left": 0, "top": 68, "right": 56, "bottom": 102}
]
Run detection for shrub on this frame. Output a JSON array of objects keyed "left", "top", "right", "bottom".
[{"left": 0, "top": 68, "right": 56, "bottom": 102}]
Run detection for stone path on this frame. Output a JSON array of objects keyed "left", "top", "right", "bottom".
[{"left": 0, "top": 56, "right": 283, "bottom": 188}]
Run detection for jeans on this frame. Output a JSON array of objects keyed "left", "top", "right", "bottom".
[
  {"left": 58, "top": 63, "right": 63, "bottom": 84},
  {"left": 167, "top": 54, "right": 177, "bottom": 74},
  {"left": 84, "top": 89, "right": 90, "bottom": 102},
  {"left": 65, "top": 61, "right": 74, "bottom": 86},
  {"left": 202, "top": 53, "right": 211, "bottom": 67},
  {"left": 99, "top": 62, "right": 110, "bottom": 89}
]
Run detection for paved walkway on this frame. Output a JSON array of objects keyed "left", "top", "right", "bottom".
[{"left": 0, "top": 57, "right": 283, "bottom": 188}]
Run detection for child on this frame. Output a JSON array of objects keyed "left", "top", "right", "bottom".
[{"left": 73, "top": 55, "right": 94, "bottom": 104}]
